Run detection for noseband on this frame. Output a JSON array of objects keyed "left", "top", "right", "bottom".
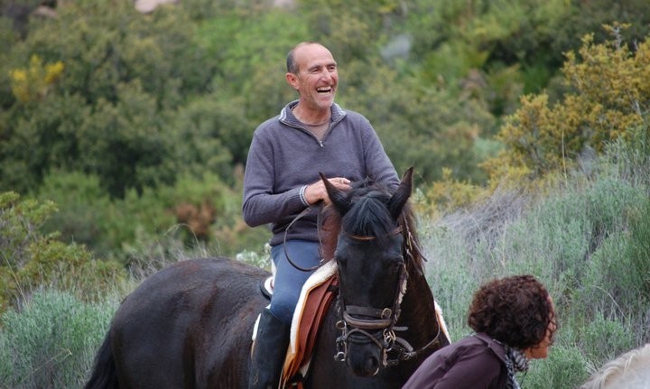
[{"left": 333, "top": 224, "right": 444, "bottom": 370}]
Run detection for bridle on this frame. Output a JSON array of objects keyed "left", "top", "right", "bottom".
[
  {"left": 333, "top": 226, "right": 406, "bottom": 369},
  {"left": 333, "top": 223, "right": 445, "bottom": 370},
  {"left": 282, "top": 203, "right": 445, "bottom": 370}
]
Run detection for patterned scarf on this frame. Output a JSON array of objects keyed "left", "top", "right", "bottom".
[{"left": 504, "top": 346, "right": 529, "bottom": 389}]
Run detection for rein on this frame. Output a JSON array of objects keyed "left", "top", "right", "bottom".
[{"left": 282, "top": 205, "right": 326, "bottom": 272}]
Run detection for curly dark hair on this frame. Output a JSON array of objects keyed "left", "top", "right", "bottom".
[{"left": 467, "top": 274, "right": 556, "bottom": 350}]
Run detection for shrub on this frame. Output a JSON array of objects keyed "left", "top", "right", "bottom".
[
  {"left": 0, "top": 191, "right": 126, "bottom": 313},
  {"left": 521, "top": 343, "right": 589, "bottom": 389},
  {"left": 579, "top": 314, "right": 637, "bottom": 364},
  {"left": 626, "top": 199, "right": 650, "bottom": 302},
  {"left": 483, "top": 24, "right": 650, "bottom": 184},
  {"left": 0, "top": 289, "right": 118, "bottom": 389}
]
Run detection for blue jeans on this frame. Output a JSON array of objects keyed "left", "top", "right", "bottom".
[{"left": 269, "top": 240, "right": 320, "bottom": 324}]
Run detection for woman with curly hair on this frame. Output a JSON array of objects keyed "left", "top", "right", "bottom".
[{"left": 402, "top": 274, "right": 557, "bottom": 389}]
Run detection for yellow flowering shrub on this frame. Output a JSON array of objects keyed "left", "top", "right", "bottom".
[
  {"left": 9, "top": 55, "right": 64, "bottom": 103},
  {"left": 483, "top": 23, "right": 650, "bottom": 185},
  {"left": 417, "top": 167, "right": 487, "bottom": 218}
]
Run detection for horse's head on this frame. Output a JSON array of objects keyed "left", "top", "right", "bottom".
[{"left": 321, "top": 167, "right": 414, "bottom": 377}]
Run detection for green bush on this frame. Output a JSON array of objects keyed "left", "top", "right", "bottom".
[
  {"left": 578, "top": 314, "right": 636, "bottom": 364},
  {"left": 576, "top": 229, "right": 648, "bottom": 322},
  {"left": 33, "top": 169, "right": 270, "bottom": 267},
  {"left": 521, "top": 343, "right": 588, "bottom": 389},
  {"left": 0, "top": 289, "right": 118, "bottom": 389},
  {"left": 0, "top": 191, "right": 126, "bottom": 312},
  {"left": 1, "top": 0, "right": 223, "bottom": 198},
  {"left": 626, "top": 198, "right": 650, "bottom": 301},
  {"left": 36, "top": 171, "right": 113, "bottom": 256}
]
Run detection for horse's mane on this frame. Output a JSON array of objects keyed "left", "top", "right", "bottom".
[
  {"left": 319, "top": 178, "right": 426, "bottom": 274},
  {"left": 580, "top": 344, "right": 650, "bottom": 389}
]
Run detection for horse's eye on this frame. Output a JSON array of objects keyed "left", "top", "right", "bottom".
[{"left": 388, "top": 257, "right": 404, "bottom": 272}]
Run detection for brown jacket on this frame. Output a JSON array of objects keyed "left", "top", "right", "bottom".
[{"left": 402, "top": 333, "right": 509, "bottom": 389}]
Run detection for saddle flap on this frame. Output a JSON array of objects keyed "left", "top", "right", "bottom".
[{"left": 281, "top": 261, "right": 338, "bottom": 385}]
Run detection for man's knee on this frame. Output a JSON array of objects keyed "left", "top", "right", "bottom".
[{"left": 269, "top": 301, "right": 294, "bottom": 324}]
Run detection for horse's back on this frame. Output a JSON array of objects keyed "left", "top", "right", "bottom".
[{"left": 111, "top": 257, "right": 269, "bottom": 389}]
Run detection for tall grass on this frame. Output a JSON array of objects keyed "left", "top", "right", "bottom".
[{"left": 0, "top": 290, "right": 118, "bottom": 389}]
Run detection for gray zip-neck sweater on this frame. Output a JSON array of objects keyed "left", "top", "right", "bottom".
[{"left": 242, "top": 100, "right": 399, "bottom": 246}]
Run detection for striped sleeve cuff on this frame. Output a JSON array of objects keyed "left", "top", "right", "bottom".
[{"left": 299, "top": 185, "right": 309, "bottom": 206}]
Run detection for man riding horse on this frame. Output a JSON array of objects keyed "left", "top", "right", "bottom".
[{"left": 242, "top": 41, "right": 400, "bottom": 389}]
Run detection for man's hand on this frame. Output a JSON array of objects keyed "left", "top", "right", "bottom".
[{"left": 303, "top": 177, "right": 350, "bottom": 205}]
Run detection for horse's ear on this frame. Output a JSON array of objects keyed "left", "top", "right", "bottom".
[
  {"left": 320, "top": 172, "right": 352, "bottom": 214},
  {"left": 388, "top": 167, "right": 413, "bottom": 219}
]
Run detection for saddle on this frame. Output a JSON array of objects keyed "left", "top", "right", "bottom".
[{"left": 257, "top": 261, "right": 339, "bottom": 388}]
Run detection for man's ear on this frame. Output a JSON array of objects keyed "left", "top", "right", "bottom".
[{"left": 286, "top": 72, "right": 299, "bottom": 90}]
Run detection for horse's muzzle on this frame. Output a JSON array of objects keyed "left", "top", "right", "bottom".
[
  {"left": 346, "top": 346, "right": 381, "bottom": 376},
  {"left": 342, "top": 332, "right": 384, "bottom": 377}
]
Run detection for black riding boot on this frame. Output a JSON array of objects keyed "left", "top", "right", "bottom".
[{"left": 248, "top": 309, "right": 291, "bottom": 389}]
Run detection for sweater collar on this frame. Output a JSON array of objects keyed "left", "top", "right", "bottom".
[{"left": 279, "top": 100, "right": 346, "bottom": 127}]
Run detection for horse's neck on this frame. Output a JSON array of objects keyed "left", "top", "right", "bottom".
[
  {"left": 597, "top": 345, "right": 650, "bottom": 388},
  {"left": 320, "top": 212, "right": 341, "bottom": 262},
  {"left": 400, "top": 269, "right": 437, "bottom": 324},
  {"left": 580, "top": 345, "right": 650, "bottom": 389}
]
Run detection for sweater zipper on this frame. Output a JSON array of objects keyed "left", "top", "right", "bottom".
[
  {"left": 300, "top": 125, "right": 328, "bottom": 148},
  {"left": 318, "top": 123, "right": 333, "bottom": 148}
]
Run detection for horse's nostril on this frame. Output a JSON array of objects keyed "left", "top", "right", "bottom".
[
  {"left": 347, "top": 353, "right": 381, "bottom": 377},
  {"left": 365, "top": 356, "right": 380, "bottom": 376}
]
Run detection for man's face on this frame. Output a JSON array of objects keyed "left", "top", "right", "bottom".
[{"left": 287, "top": 44, "right": 338, "bottom": 111}]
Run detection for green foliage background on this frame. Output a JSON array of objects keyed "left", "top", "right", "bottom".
[{"left": 1, "top": 0, "right": 650, "bottom": 388}]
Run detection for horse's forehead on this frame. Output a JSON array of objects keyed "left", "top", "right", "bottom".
[{"left": 336, "top": 235, "right": 403, "bottom": 260}]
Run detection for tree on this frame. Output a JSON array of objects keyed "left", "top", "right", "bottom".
[
  {"left": 482, "top": 24, "right": 650, "bottom": 184},
  {"left": 0, "top": 191, "right": 125, "bottom": 312},
  {"left": 1, "top": 0, "right": 217, "bottom": 197}
]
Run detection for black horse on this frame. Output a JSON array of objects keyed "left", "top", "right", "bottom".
[{"left": 84, "top": 167, "right": 450, "bottom": 389}]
